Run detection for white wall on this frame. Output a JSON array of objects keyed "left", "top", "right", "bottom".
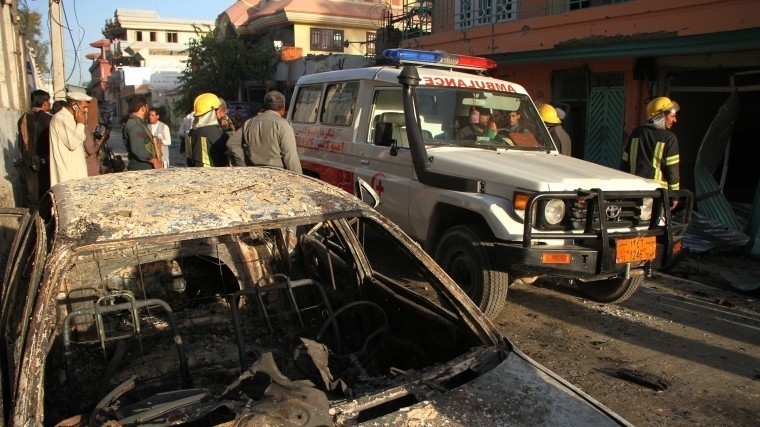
[{"left": 1, "top": 1, "right": 26, "bottom": 208}]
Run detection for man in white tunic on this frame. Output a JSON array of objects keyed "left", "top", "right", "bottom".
[
  {"left": 147, "top": 107, "right": 172, "bottom": 168},
  {"left": 49, "top": 92, "right": 91, "bottom": 185}
]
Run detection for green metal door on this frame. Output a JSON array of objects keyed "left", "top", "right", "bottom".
[{"left": 585, "top": 73, "right": 626, "bottom": 168}]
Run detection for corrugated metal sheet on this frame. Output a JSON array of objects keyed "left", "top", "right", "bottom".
[
  {"left": 747, "top": 181, "right": 760, "bottom": 255},
  {"left": 683, "top": 211, "right": 748, "bottom": 254},
  {"left": 695, "top": 91, "right": 739, "bottom": 176},
  {"left": 693, "top": 90, "right": 745, "bottom": 234},
  {"left": 694, "top": 164, "right": 741, "bottom": 231}
]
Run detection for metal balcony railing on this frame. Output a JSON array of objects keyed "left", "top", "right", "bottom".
[{"left": 399, "top": 0, "right": 630, "bottom": 39}]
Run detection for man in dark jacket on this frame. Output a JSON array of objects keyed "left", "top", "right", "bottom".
[
  {"left": 17, "top": 89, "right": 52, "bottom": 209},
  {"left": 227, "top": 91, "right": 302, "bottom": 173},
  {"left": 124, "top": 96, "right": 162, "bottom": 171}
]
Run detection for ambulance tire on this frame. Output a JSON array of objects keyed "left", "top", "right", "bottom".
[
  {"left": 576, "top": 274, "right": 644, "bottom": 303},
  {"left": 434, "top": 224, "right": 508, "bottom": 319}
]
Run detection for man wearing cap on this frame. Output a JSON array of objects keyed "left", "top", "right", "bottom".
[{"left": 49, "top": 91, "right": 91, "bottom": 185}]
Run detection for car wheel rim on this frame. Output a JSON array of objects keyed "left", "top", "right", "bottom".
[{"left": 449, "top": 252, "right": 474, "bottom": 294}]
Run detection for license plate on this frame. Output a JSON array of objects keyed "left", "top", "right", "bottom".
[{"left": 616, "top": 236, "right": 656, "bottom": 263}]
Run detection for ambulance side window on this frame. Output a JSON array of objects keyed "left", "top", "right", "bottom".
[
  {"left": 321, "top": 81, "right": 359, "bottom": 126},
  {"left": 291, "top": 84, "right": 323, "bottom": 123},
  {"left": 369, "top": 90, "right": 404, "bottom": 146}
]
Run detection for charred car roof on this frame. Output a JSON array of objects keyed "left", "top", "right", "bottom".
[{"left": 50, "top": 167, "right": 367, "bottom": 244}]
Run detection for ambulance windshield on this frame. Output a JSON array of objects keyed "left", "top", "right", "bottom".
[
  {"left": 417, "top": 88, "right": 553, "bottom": 149},
  {"left": 370, "top": 87, "right": 555, "bottom": 150}
]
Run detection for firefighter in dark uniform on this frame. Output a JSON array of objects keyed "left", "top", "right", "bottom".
[
  {"left": 621, "top": 97, "right": 680, "bottom": 190},
  {"left": 186, "top": 93, "right": 229, "bottom": 167}
]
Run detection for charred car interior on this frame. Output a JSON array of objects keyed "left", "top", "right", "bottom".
[
  {"left": 39, "top": 216, "right": 491, "bottom": 425},
  {"left": 0, "top": 168, "right": 629, "bottom": 426}
]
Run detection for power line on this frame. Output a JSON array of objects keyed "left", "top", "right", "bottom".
[{"left": 60, "top": 0, "right": 83, "bottom": 82}]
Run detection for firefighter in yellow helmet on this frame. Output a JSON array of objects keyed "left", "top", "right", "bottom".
[
  {"left": 186, "top": 93, "right": 230, "bottom": 167},
  {"left": 620, "top": 96, "right": 681, "bottom": 190},
  {"left": 538, "top": 103, "right": 572, "bottom": 156}
]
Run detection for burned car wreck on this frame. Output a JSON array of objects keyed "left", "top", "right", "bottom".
[{"left": 0, "top": 168, "right": 630, "bottom": 426}]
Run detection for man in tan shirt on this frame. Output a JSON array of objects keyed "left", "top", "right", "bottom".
[
  {"left": 226, "top": 91, "right": 302, "bottom": 173},
  {"left": 49, "top": 92, "right": 91, "bottom": 185}
]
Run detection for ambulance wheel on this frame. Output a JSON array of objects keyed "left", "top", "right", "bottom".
[
  {"left": 434, "top": 224, "right": 508, "bottom": 319},
  {"left": 577, "top": 274, "right": 644, "bottom": 303}
]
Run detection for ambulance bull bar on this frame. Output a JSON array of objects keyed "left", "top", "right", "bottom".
[{"left": 520, "top": 188, "right": 693, "bottom": 274}]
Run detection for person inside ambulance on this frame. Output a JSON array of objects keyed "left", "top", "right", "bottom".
[
  {"left": 495, "top": 109, "right": 529, "bottom": 135},
  {"left": 456, "top": 106, "right": 497, "bottom": 142}
]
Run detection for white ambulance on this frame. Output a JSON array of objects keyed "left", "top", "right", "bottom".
[{"left": 290, "top": 49, "right": 692, "bottom": 318}]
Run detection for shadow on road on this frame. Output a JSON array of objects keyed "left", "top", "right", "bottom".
[{"left": 503, "top": 280, "right": 759, "bottom": 379}]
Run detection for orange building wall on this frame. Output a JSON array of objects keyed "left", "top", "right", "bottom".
[
  {"left": 403, "top": 0, "right": 759, "bottom": 133},
  {"left": 492, "top": 57, "right": 648, "bottom": 133},
  {"left": 407, "top": 0, "right": 760, "bottom": 57}
]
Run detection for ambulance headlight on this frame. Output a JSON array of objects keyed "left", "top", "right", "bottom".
[{"left": 544, "top": 199, "right": 566, "bottom": 225}]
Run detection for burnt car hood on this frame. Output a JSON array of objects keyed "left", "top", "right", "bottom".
[{"left": 362, "top": 346, "right": 630, "bottom": 426}]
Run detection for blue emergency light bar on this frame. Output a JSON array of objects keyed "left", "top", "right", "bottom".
[{"left": 383, "top": 49, "right": 497, "bottom": 70}]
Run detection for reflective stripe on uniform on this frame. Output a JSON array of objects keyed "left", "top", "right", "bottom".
[
  {"left": 665, "top": 154, "right": 679, "bottom": 166},
  {"left": 200, "top": 136, "right": 211, "bottom": 167},
  {"left": 187, "top": 135, "right": 212, "bottom": 167},
  {"left": 628, "top": 138, "right": 639, "bottom": 174},
  {"left": 652, "top": 141, "right": 665, "bottom": 184}
]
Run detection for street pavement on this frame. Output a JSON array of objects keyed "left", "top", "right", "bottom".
[{"left": 106, "top": 127, "right": 187, "bottom": 168}]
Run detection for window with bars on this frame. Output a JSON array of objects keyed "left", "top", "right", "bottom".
[
  {"left": 455, "top": 0, "right": 517, "bottom": 29},
  {"left": 150, "top": 32, "right": 157, "bottom": 42},
  {"left": 310, "top": 28, "right": 344, "bottom": 52},
  {"left": 366, "top": 33, "right": 376, "bottom": 56},
  {"left": 166, "top": 32, "right": 178, "bottom": 43},
  {"left": 570, "top": 0, "right": 628, "bottom": 10},
  {"left": 136, "top": 31, "right": 143, "bottom": 42}
]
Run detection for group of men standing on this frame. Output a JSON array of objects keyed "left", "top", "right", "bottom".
[
  {"left": 120, "top": 90, "right": 301, "bottom": 173},
  {"left": 17, "top": 88, "right": 301, "bottom": 210},
  {"left": 177, "top": 90, "right": 301, "bottom": 173},
  {"left": 17, "top": 89, "right": 110, "bottom": 210}
]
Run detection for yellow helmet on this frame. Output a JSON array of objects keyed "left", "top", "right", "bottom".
[
  {"left": 538, "top": 104, "right": 561, "bottom": 125},
  {"left": 646, "top": 97, "right": 680, "bottom": 119},
  {"left": 193, "top": 93, "right": 222, "bottom": 117}
]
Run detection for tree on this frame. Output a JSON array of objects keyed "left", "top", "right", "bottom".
[
  {"left": 175, "top": 26, "right": 277, "bottom": 115},
  {"left": 18, "top": 3, "right": 50, "bottom": 76}
]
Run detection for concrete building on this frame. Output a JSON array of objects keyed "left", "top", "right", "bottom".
[
  {"left": 217, "top": 0, "right": 404, "bottom": 97},
  {"left": 95, "top": 9, "right": 214, "bottom": 126},
  {"left": 398, "top": 0, "right": 760, "bottom": 199}
]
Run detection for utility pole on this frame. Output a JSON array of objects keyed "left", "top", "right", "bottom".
[{"left": 50, "top": 0, "right": 65, "bottom": 100}]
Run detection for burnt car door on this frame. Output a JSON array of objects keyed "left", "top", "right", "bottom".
[
  {"left": 0, "top": 209, "right": 48, "bottom": 425},
  {"left": 0, "top": 208, "right": 30, "bottom": 292}
]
